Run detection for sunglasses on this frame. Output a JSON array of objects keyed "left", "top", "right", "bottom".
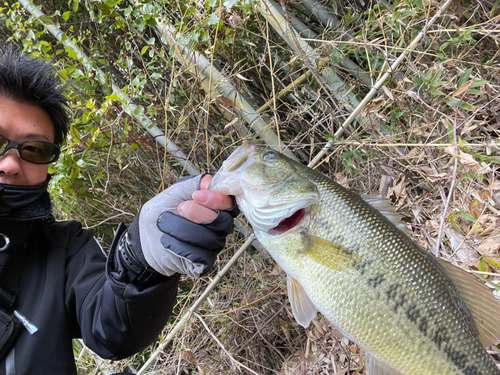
[{"left": 0, "top": 133, "right": 60, "bottom": 164}]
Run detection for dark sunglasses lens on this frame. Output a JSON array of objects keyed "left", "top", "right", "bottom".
[
  {"left": 20, "top": 141, "right": 58, "bottom": 164},
  {"left": 0, "top": 135, "right": 8, "bottom": 154}
]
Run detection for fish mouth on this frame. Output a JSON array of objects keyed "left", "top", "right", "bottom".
[
  {"left": 208, "top": 143, "right": 256, "bottom": 196},
  {"left": 267, "top": 208, "right": 305, "bottom": 235}
]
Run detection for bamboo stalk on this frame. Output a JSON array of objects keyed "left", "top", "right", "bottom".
[
  {"left": 308, "top": 0, "right": 456, "bottom": 168},
  {"left": 258, "top": 0, "right": 360, "bottom": 109},
  {"left": 136, "top": 234, "right": 256, "bottom": 374},
  {"left": 299, "top": 0, "right": 342, "bottom": 29},
  {"left": 266, "top": 0, "right": 373, "bottom": 87}
]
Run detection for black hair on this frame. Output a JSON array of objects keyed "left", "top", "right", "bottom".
[{"left": 0, "top": 44, "right": 69, "bottom": 145}]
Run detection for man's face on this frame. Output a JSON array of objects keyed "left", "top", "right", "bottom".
[{"left": 0, "top": 95, "right": 55, "bottom": 185}]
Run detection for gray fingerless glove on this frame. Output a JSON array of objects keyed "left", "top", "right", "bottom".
[{"left": 127, "top": 175, "right": 239, "bottom": 278}]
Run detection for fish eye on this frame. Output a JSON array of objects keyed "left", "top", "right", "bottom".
[{"left": 262, "top": 151, "right": 277, "bottom": 161}]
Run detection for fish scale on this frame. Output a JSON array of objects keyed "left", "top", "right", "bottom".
[{"left": 210, "top": 143, "right": 500, "bottom": 375}]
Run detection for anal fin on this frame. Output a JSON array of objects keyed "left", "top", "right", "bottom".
[{"left": 287, "top": 275, "right": 318, "bottom": 328}]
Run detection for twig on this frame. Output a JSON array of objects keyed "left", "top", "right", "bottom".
[
  {"left": 257, "top": 71, "right": 313, "bottom": 114},
  {"left": 193, "top": 312, "right": 261, "bottom": 375},
  {"left": 83, "top": 212, "right": 135, "bottom": 230},
  {"left": 248, "top": 303, "right": 287, "bottom": 362},
  {"left": 233, "top": 305, "right": 286, "bottom": 357},
  {"left": 433, "top": 117, "right": 458, "bottom": 256}
]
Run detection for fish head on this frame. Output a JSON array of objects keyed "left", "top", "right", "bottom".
[{"left": 210, "top": 143, "right": 320, "bottom": 234}]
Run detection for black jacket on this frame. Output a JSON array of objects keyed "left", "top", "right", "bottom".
[{"left": 0, "top": 217, "right": 180, "bottom": 375}]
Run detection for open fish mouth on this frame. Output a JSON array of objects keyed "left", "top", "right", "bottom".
[{"left": 268, "top": 208, "right": 305, "bottom": 235}]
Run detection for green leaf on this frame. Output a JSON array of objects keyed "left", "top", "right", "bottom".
[
  {"left": 104, "top": 0, "right": 121, "bottom": 6},
  {"left": 65, "top": 47, "right": 77, "bottom": 59},
  {"left": 484, "top": 257, "right": 500, "bottom": 268},
  {"left": 458, "top": 101, "right": 475, "bottom": 111},
  {"left": 62, "top": 11, "right": 71, "bottom": 21},
  {"left": 428, "top": 88, "right": 445, "bottom": 96},
  {"left": 207, "top": 13, "right": 219, "bottom": 25},
  {"left": 470, "top": 80, "right": 488, "bottom": 88},
  {"left": 26, "top": 30, "right": 35, "bottom": 41},
  {"left": 141, "top": 45, "right": 148, "bottom": 55},
  {"left": 455, "top": 211, "right": 477, "bottom": 223},
  {"left": 439, "top": 42, "right": 450, "bottom": 51},
  {"left": 448, "top": 213, "right": 461, "bottom": 232},
  {"left": 70, "top": 69, "right": 84, "bottom": 78},
  {"left": 478, "top": 257, "right": 488, "bottom": 272},
  {"left": 457, "top": 67, "right": 472, "bottom": 88},
  {"left": 105, "top": 93, "right": 121, "bottom": 101},
  {"left": 467, "top": 89, "right": 483, "bottom": 96}
]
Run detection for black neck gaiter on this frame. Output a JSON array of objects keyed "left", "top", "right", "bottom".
[
  {"left": 0, "top": 177, "right": 53, "bottom": 255},
  {"left": 0, "top": 177, "right": 52, "bottom": 221}
]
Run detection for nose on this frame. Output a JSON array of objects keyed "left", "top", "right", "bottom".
[{"left": 0, "top": 149, "right": 22, "bottom": 176}]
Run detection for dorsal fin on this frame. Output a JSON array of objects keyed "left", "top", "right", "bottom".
[
  {"left": 436, "top": 257, "right": 500, "bottom": 346},
  {"left": 361, "top": 194, "right": 410, "bottom": 234},
  {"left": 365, "top": 352, "right": 404, "bottom": 375},
  {"left": 287, "top": 275, "right": 318, "bottom": 328}
]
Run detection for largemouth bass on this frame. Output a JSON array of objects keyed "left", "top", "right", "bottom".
[{"left": 209, "top": 143, "right": 500, "bottom": 375}]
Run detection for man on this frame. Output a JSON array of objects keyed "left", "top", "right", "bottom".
[{"left": 0, "top": 46, "right": 238, "bottom": 374}]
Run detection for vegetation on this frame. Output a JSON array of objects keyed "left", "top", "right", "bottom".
[{"left": 1, "top": 0, "right": 499, "bottom": 373}]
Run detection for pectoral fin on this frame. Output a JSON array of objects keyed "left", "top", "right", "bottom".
[
  {"left": 287, "top": 275, "right": 318, "bottom": 328},
  {"left": 436, "top": 257, "right": 500, "bottom": 347},
  {"left": 366, "top": 352, "right": 404, "bottom": 375},
  {"left": 301, "top": 235, "right": 360, "bottom": 271}
]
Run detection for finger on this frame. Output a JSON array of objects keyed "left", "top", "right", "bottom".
[
  {"left": 199, "top": 174, "right": 212, "bottom": 190},
  {"left": 192, "top": 190, "right": 234, "bottom": 211},
  {"left": 178, "top": 200, "right": 218, "bottom": 224}
]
